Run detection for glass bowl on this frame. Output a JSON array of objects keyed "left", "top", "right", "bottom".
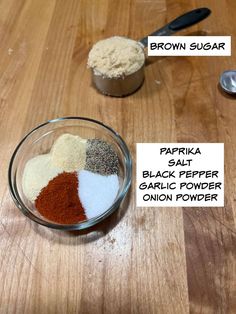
[{"left": 8, "top": 117, "right": 132, "bottom": 230}]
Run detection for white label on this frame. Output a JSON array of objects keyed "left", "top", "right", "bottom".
[
  {"left": 148, "top": 36, "right": 231, "bottom": 56},
  {"left": 136, "top": 143, "right": 224, "bottom": 207}
]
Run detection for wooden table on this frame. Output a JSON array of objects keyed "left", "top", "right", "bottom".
[{"left": 1, "top": 1, "right": 236, "bottom": 313}]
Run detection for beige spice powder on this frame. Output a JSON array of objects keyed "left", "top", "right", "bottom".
[
  {"left": 22, "top": 154, "right": 63, "bottom": 202},
  {"left": 87, "top": 36, "right": 145, "bottom": 78},
  {"left": 51, "top": 133, "right": 87, "bottom": 172}
]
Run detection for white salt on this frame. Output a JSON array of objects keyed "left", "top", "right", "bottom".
[{"left": 78, "top": 170, "right": 119, "bottom": 219}]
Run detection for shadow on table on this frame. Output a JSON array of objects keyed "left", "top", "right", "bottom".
[{"left": 32, "top": 189, "right": 131, "bottom": 245}]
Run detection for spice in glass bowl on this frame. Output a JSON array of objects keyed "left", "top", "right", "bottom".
[
  {"left": 22, "top": 133, "right": 120, "bottom": 224},
  {"left": 51, "top": 133, "right": 87, "bottom": 171},
  {"left": 85, "top": 138, "right": 119, "bottom": 175},
  {"left": 35, "top": 172, "right": 86, "bottom": 224},
  {"left": 22, "top": 154, "right": 62, "bottom": 202},
  {"left": 78, "top": 170, "right": 119, "bottom": 219}
]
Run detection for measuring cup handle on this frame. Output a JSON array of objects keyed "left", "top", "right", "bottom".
[
  {"left": 139, "top": 7, "right": 211, "bottom": 47},
  {"left": 168, "top": 7, "right": 211, "bottom": 31}
]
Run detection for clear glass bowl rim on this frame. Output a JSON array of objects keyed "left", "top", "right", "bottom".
[{"left": 8, "top": 116, "right": 132, "bottom": 231}]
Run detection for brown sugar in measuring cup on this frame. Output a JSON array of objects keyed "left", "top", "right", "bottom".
[
  {"left": 88, "top": 8, "right": 211, "bottom": 97},
  {"left": 88, "top": 36, "right": 145, "bottom": 97}
]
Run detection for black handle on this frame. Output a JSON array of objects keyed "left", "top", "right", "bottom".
[
  {"left": 169, "top": 7, "right": 211, "bottom": 31},
  {"left": 139, "top": 7, "right": 211, "bottom": 47}
]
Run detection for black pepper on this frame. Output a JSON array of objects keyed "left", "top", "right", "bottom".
[{"left": 85, "top": 139, "right": 119, "bottom": 175}]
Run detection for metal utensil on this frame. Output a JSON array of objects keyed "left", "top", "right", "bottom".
[
  {"left": 92, "top": 7, "right": 211, "bottom": 97},
  {"left": 220, "top": 70, "right": 236, "bottom": 95},
  {"left": 92, "top": 65, "right": 145, "bottom": 97}
]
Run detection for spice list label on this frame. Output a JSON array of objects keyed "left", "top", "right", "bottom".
[{"left": 136, "top": 143, "right": 224, "bottom": 207}]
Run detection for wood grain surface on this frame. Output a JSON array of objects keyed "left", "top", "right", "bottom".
[{"left": 0, "top": 0, "right": 236, "bottom": 313}]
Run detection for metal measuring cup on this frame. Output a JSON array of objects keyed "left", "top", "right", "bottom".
[{"left": 91, "top": 7, "right": 211, "bottom": 97}]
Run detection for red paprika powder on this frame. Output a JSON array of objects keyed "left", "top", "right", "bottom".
[{"left": 35, "top": 172, "right": 86, "bottom": 224}]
